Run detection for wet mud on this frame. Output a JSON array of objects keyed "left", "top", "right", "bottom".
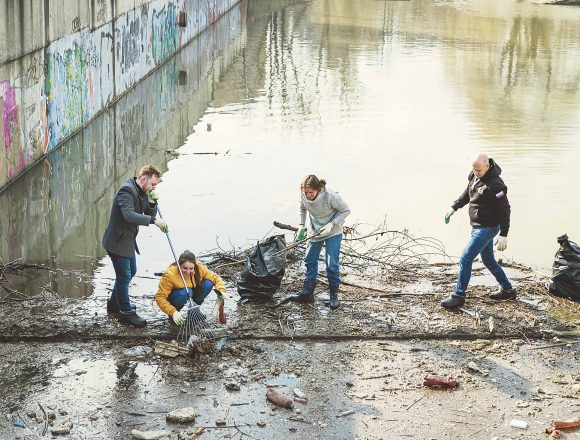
[{"left": 1, "top": 263, "right": 579, "bottom": 439}]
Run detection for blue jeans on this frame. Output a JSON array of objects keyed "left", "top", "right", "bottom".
[
  {"left": 456, "top": 226, "right": 513, "bottom": 296},
  {"left": 305, "top": 234, "right": 342, "bottom": 286},
  {"left": 108, "top": 252, "right": 137, "bottom": 314},
  {"left": 168, "top": 279, "right": 214, "bottom": 311}
]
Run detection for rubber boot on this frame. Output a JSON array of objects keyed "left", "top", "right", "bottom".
[
  {"left": 119, "top": 311, "right": 147, "bottom": 327},
  {"left": 107, "top": 300, "right": 136, "bottom": 314},
  {"left": 290, "top": 280, "right": 316, "bottom": 303},
  {"left": 489, "top": 287, "right": 517, "bottom": 301},
  {"left": 441, "top": 294, "right": 465, "bottom": 310},
  {"left": 328, "top": 283, "right": 340, "bottom": 310}
]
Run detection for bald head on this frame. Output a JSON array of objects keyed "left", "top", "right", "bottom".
[{"left": 472, "top": 153, "right": 490, "bottom": 178}]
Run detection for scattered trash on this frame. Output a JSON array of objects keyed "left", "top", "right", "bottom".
[
  {"left": 237, "top": 235, "right": 287, "bottom": 301},
  {"left": 154, "top": 340, "right": 189, "bottom": 358},
  {"left": 166, "top": 407, "right": 197, "bottom": 424},
  {"left": 51, "top": 421, "right": 73, "bottom": 435},
  {"left": 215, "top": 337, "right": 227, "bottom": 352},
  {"left": 509, "top": 419, "right": 528, "bottom": 430},
  {"left": 466, "top": 361, "right": 482, "bottom": 373},
  {"left": 293, "top": 388, "right": 306, "bottom": 399},
  {"left": 216, "top": 419, "right": 227, "bottom": 426},
  {"left": 423, "top": 374, "right": 459, "bottom": 389},
  {"left": 337, "top": 410, "right": 355, "bottom": 418},
  {"left": 266, "top": 387, "right": 294, "bottom": 409},
  {"left": 294, "top": 397, "right": 309, "bottom": 404},
  {"left": 13, "top": 421, "right": 26, "bottom": 428},
  {"left": 544, "top": 427, "right": 562, "bottom": 438},
  {"left": 257, "top": 421, "right": 267, "bottom": 427},
  {"left": 551, "top": 418, "right": 580, "bottom": 430},
  {"left": 548, "top": 234, "right": 580, "bottom": 300},
  {"left": 574, "top": 384, "right": 580, "bottom": 394},
  {"left": 131, "top": 429, "right": 172, "bottom": 440},
  {"left": 488, "top": 316, "right": 495, "bottom": 333},
  {"left": 190, "top": 427, "right": 205, "bottom": 439},
  {"left": 225, "top": 382, "right": 241, "bottom": 392},
  {"left": 123, "top": 346, "right": 153, "bottom": 358}
]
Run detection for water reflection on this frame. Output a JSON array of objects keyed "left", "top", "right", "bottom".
[
  {"left": 2, "top": 0, "right": 580, "bottom": 301},
  {"left": 0, "top": 3, "right": 247, "bottom": 297}
]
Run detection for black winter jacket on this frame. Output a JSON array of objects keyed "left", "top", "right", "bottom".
[
  {"left": 451, "top": 159, "right": 511, "bottom": 237},
  {"left": 102, "top": 178, "right": 158, "bottom": 257}
]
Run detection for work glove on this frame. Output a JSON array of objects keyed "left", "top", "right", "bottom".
[
  {"left": 214, "top": 288, "right": 225, "bottom": 301},
  {"left": 172, "top": 310, "right": 185, "bottom": 326},
  {"left": 296, "top": 224, "right": 306, "bottom": 241},
  {"left": 318, "top": 222, "right": 334, "bottom": 237},
  {"left": 147, "top": 189, "right": 159, "bottom": 204},
  {"left": 444, "top": 208, "right": 456, "bottom": 224},
  {"left": 495, "top": 236, "right": 507, "bottom": 251},
  {"left": 154, "top": 219, "right": 168, "bottom": 233}
]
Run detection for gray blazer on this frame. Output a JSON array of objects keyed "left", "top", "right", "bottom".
[{"left": 102, "top": 178, "right": 158, "bottom": 257}]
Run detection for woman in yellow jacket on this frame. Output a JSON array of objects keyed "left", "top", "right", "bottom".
[{"left": 155, "top": 250, "right": 226, "bottom": 325}]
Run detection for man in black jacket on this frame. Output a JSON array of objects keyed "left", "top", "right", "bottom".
[
  {"left": 442, "top": 153, "right": 516, "bottom": 309},
  {"left": 102, "top": 165, "right": 168, "bottom": 326}
]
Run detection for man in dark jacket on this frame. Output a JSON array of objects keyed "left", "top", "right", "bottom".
[
  {"left": 442, "top": 153, "right": 516, "bottom": 309},
  {"left": 102, "top": 165, "right": 168, "bottom": 326}
]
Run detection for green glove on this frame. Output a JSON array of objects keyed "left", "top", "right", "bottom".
[
  {"left": 214, "top": 289, "right": 225, "bottom": 300},
  {"left": 444, "top": 209, "right": 455, "bottom": 224},
  {"left": 296, "top": 225, "right": 306, "bottom": 240},
  {"left": 148, "top": 189, "right": 159, "bottom": 204}
]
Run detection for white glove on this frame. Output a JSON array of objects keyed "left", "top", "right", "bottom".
[
  {"left": 172, "top": 310, "right": 185, "bottom": 325},
  {"left": 318, "top": 222, "right": 334, "bottom": 237},
  {"left": 495, "top": 236, "right": 507, "bottom": 251},
  {"left": 154, "top": 219, "right": 168, "bottom": 233}
]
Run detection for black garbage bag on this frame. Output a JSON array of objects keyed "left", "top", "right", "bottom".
[
  {"left": 548, "top": 234, "right": 580, "bottom": 301},
  {"left": 237, "top": 235, "right": 287, "bottom": 301}
]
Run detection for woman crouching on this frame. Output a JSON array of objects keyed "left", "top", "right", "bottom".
[{"left": 155, "top": 250, "right": 226, "bottom": 325}]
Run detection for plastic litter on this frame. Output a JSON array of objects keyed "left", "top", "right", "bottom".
[
  {"left": 551, "top": 418, "right": 580, "bottom": 430},
  {"left": 237, "top": 235, "right": 287, "bottom": 301},
  {"left": 423, "top": 374, "right": 459, "bottom": 389},
  {"left": 13, "top": 421, "right": 26, "bottom": 428},
  {"left": 337, "top": 410, "right": 355, "bottom": 418},
  {"left": 293, "top": 388, "right": 306, "bottom": 398},
  {"left": 266, "top": 387, "right": 293, "bottom": 409},
  {"left": 509, "top": 419, "right": 528, "bottom": 429},
  {"left": 548, "top": 234, "right": 580, "bottom": 300}
]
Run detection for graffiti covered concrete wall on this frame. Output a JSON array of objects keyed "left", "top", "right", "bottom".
[
  {"left": 0, "top": 0, "right": 241, "bottom": 190},
  {"left": 0, "top": 2, "right": 246, "bottom": 297}
]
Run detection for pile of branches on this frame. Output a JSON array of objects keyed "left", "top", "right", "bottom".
[{"left": 200, "top": 220, "right": 452, "bottom": 283}]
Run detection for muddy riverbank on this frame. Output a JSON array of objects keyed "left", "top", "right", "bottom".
[{"left": 1, "top": 261, "right": 579, "bottom": 439}]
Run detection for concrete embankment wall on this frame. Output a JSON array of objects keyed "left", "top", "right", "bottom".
[{"left": 0, "top": 0, "right": 240, "bottom": 190}]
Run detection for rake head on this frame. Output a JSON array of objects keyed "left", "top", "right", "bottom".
[{"left": 175, "top": 303, "right": 227, "bottom": 356}]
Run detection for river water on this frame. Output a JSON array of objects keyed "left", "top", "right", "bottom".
[{"left": 2, "top": 0, "right": 580, "bottom": 299}]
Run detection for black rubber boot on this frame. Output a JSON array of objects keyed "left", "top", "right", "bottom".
[
  {"left": 119, "top": 312, "right": 147, "bottom": 327},
  {"left": 107, "top": 300, "right": 136, "bottom": 314},
  {"left": 441, "top": 294, "right": 465, "bottom": 310},
  {"left": 290, "top": 280, "right": 316, "bottom": 303},
  {"left": 328, "top": 283, "right": 340, "bottom": 310},
  {"left": 489, "top": 287, "right": 517, "bottom": 301}
]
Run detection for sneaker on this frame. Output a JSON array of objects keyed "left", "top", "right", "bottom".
[
  {"left": 119, "top": 312, "right": 147, "bottom": 327},
  {"left": 489, "top": 287, "right": 517, "bottom": 301},
  {"left": 441, "top": 294, "right": 465, "bottom": 309}
]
